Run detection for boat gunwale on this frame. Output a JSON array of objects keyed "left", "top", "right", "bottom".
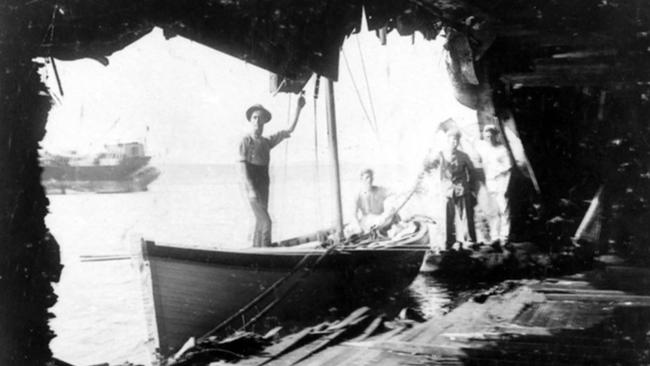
[
  {"left": 142, "top": 240, "right": 427, "bottom": 270},
  {"left": 144, "top": 241, "right": 428, "bottom": 255},
  {"left": 142, "top": 219, "right": 431, "bottom": 262}
]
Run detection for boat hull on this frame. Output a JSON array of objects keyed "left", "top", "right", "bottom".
[
  {"left": 42, "top": 156, "right": 151, "bottom": 181},
  {"left": 142, "top": 231, "right": 427, "bottom": 356}
]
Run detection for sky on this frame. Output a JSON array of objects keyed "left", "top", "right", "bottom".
[{"left": 39, "top": 23, "right": 476, "bottom": 169}]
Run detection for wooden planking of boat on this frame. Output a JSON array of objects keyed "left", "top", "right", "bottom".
[{"left": 140, "top": 219, "right": 429, "bottom": 357}]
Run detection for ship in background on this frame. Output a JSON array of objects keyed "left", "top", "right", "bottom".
[{"left": 41, "top": 142, "right": 160, "bottom": 194}]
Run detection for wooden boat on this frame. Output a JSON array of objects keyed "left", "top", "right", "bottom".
[
  {"left": 140, "top": 78, "right": 431, "bottom": 359},
  {"left": 141, "top": 220, "right": 429, "bottom": 356}
]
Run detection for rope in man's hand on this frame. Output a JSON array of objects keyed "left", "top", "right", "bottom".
[{"left": 374, "top": 173, "right": 426, "bottom": 232}]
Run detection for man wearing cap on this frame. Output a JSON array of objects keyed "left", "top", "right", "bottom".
[
  {"left": 423, "top": 129, "right": 477, "bottom": 249},
  {"left": 477, "top": 124, "right": 512, "bottom": 246},
  {"left": 239, "top": 96, "right": 305, "bottom": 247}
]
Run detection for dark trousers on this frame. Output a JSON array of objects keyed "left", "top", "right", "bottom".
[
  {"left": 446, "top": 194, "right": 476, "bottom": 248},
  {"left": 246, "top": 163, "right": 272, "bottom": 247}
]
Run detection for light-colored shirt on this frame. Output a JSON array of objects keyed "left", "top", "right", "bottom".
[
  {"left": 477, "top": 141, "right": 512, "bottom": 194},
  {"left": 238, "top": 131, "right": 290, "bottom": 166}
]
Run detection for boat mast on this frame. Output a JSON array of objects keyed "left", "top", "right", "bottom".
[{"left": 324, "top": 78, "right": 345, "bottom": 243}]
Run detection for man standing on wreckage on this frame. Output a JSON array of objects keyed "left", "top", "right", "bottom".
[
  {"left": 423, "top": 128, "right": 478, "bottom": 249},
  {"left": 477, "top": 124, "right": 513, "bottom": 248}
]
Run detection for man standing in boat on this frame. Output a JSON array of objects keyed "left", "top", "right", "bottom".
[
  {"left": 239, "top": 96, "right": 305, "bottom": 247},
  {"left": 423, "top": 128, "right": 477, "bottom": 249}
]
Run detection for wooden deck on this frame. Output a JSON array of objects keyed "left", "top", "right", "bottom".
[{"left": 225, "top": 264, "right": 650, "bottom": 366}]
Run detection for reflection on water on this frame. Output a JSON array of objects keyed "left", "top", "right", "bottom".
[
  {"left": 407, "top": 275, "right": 457, "bottom": 318},
  {"left": 243, "top": 273, "right": 483, "bottom": 340},
  {"left": 407, "top": 274, "right": 492, "bottom": 318}
]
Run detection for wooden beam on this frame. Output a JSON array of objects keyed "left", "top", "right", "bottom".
[
  {"left": 324, "top": 78, "right": 345, "bottom": 243},
  {"left": 538, "top": 33, "right": 619, "bottom": 48},
  {"left": 544, "top": 293, "right": 650, "bottom": 304},
  {"left": 344, "top": 340, "right": 466, "bottom": 357},
  {"left": 533, "top": 63, "right": 611, "bottom": 73},
  {"left": 497, "top": 30, "right": 621, "bottom": 49},
  {"left": 500, "top": 67, "right": 650, "bottom": 87},
  {"left": 551, "top": 49, "right": 618, "bottom": 59},
  {"left": 533, "top": 56, "right": 618, "bottom": 67}
]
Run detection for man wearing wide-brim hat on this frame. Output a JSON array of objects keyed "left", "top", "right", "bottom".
[{"left": 239, "top": 96, "right": 305, "bottom": 247}]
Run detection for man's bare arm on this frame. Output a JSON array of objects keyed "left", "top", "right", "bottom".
[{"left": 286, "top": 94, "right": 306, "bottom": 134}]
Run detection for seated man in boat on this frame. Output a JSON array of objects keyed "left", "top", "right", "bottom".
[
  {"left": 351, "top": 169, "right": 399, "bottom": 234},
  {"left": 423, "top": 128, "right": 477, "bottom": 249},
  {"left": 239, "top": 96, "right": 305, "bottom": 247}
]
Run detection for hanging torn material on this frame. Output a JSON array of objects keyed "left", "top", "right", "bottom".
[
  {"left": 446, "top": 30, "right": 479, "bottom": 85},
  {"left": 270, "top": 72, "right": 312, "bottom": 95},
  {"left": 436, "top": 117, "right": 457, "bottom": 133},
  {"left": 573, "top": 186, "right": 604, "bottom": 245},
  {"left": 499, "top": 112, "right": 541, "bottom": 194}
]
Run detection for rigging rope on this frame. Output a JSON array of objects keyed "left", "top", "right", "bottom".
[
  {"left": 355, "top": 35, "right": 378, "bottom": 130},
  {"left": 313, "top": 76, "right": 324, "bottom": 224},
  {"left": 281, "top": 95, "right": 292, "bottom": 215},
  {"left": 313, "top": 76, "right": 320, "bottom": 167},
  {"left": 198, "top": 243, "right": 335, "bottom": 340},
  {"left": 341, "top": 49, "right": 380, "bottom": 138},
  {"left": 271, "top": 78, "right": 287, "bottom": 97}
]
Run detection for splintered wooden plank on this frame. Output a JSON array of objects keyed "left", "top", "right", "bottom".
[
  {"left": 344, "top": 340, "right": 466, "bottom": 358},
  {"left": 606, "top": 266, "right": 650, "bottom": 276},
  {"left": 255, "top": 324, "right": 326, "bottom": 366},
  {"left": 336, "top": 329, "right": 636, "bottom": 366},
  {"left": 491, "top": 328, "right": 616, "bottom": 350},
  {"left": 298, "top": 345, "right": 385, "bottom": 366},
  {"left": 493, "top": 325, "right": 552, "bottom": 336},
  {"left": 326, "top": 307, "right": 370, "bottom": 331},
  {"left": 349, "top": 316, "right": 384, "bottom": 342},
  {"left": 500, "top": 66, "right": 650, "bottom": 87},
  {"left": 514, "top": 301, "right": 613, "bottom": 330},
  {"left": 463, "top": 341, "right": 636, "bottom": 365},
  {"left": 287, "top": 315, "right": 370, "bottom": 365},
  {"left": 543, "top": 278, "right": 592, "bottom": 286},
  {"left": 442, "top": 330, "right": 631, "bottom": 349},
  {"left": 534, "top": 287, "right": 627, "bottom": 295},
  {"left": 551, "top": 49, "right": 619, "bottom": 59},
  {"left": 544, "top": 293, "right": 650, "bottom": 305},
  {"left": 516, "top": 302, "right": 565, "bottom": 328},
  {"left": 307, "top": 344, "right": 448, "bottom": 366},
  {"left": 252, "top": 308, "right": 372, "bottom": 365}
]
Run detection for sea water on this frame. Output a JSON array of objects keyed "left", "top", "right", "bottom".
[{"left": 47, "top": 164, "right": 455, "bottom": 366}]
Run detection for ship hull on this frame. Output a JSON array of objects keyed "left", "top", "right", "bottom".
[
  {"left": 42, "top": 159, "right": 160, "bottom": 194},
  {"left": 41, "top": 156, "right": 151, "bottom": 181}
]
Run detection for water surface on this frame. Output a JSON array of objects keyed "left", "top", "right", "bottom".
[{"left": 47, "top": 164, "right": 457, "bottom": 365}]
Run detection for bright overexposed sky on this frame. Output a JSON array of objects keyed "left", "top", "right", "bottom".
[{"left": 39, "top": 23, "right": 476, "bottom": 168}]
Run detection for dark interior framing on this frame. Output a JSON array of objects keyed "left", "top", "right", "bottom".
[{"left": 1, "top": 1, "right": 649, "bottom": 364}]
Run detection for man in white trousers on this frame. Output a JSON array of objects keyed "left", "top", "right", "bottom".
[{"left": 477, "top": 124, "right": 512, "bottom": 247}]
